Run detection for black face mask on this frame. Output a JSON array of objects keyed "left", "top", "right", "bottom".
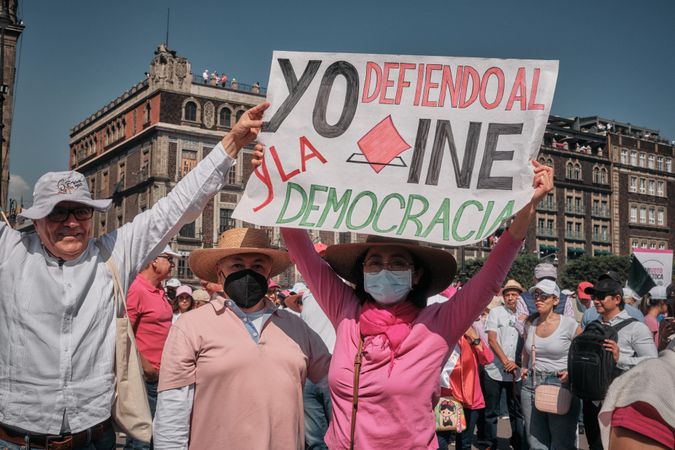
[{"left": 223, "top": 269, "right": 268, "bottom": 309}]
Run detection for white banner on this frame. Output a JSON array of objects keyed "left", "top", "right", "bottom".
[
  {"left": 234, "top": 51, "right": 558, "bottom": 246},
  {"left": 633, "top": 249, "right": 673, "bottom": 287}
]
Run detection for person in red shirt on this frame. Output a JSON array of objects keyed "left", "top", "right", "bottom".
[{"left": 126, "top": 245, "right": 177, "bottom": 449}]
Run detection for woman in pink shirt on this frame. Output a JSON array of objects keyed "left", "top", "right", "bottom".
[{"left": 262, "top": 148, "right": 553, "bottom": 449}]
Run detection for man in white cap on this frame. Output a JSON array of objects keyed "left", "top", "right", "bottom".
[
  {"left": 125, "top": 245, "right": 180, "bottom": 449},
  {"left": 165, "top": 277, "right": 182, "bottom": 304},
  {"left": 0, "top": 103, "right": 269, "bottom": 449}
]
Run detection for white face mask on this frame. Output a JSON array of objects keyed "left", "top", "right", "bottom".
[{"left": 364, "top": 270, "right": 413, "bottom": 305}]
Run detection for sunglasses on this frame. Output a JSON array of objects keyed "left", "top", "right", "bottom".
[
  {"left": 156, "top": 255, "right": 175, "bottom": 264},
  {"left": 46, "top": 206, "right": 94, "bottom": 222}
]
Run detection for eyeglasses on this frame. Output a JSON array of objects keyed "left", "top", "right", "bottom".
[
  {"left": 363, "top": 257, "right": 413, "bottom": 273},
  {"left": 534, "top": 291, "right": 555, "bottom": 300},
  {"left": 46, "top": 206, "right": 94, "bottom": 222},
  {"left": 591, "top": 293, "right": 615, "bottom": 301},
  {"left": 156, "top": 255, "right": 175, "bottom": 264}
]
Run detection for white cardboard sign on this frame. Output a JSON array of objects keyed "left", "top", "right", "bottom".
[{"left": 234, "top": 51, "right": 558, "bottom": 246}]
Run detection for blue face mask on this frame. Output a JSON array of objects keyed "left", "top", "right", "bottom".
[{"left": 364, "top": 270, "right": 412, "bottom": 305}]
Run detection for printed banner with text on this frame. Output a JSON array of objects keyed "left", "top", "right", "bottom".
[{"left": 234, "top": 51, "right": 559, "bottom": 246}]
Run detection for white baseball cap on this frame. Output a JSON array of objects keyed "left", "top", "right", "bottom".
[
  {"left": 18, "top": 171, "right": 111, "bottom": 221},
  {"left": 529, "top": 279, "right": 561, "bottom": 298}
]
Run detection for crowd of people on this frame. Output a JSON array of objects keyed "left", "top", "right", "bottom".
[{"left": 0, "top": 101, "right": 672, "bottom": 450}]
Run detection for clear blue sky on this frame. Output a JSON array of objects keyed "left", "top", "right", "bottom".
[{"left": 8, "top": 0, "right": 675, "bottom": 202}]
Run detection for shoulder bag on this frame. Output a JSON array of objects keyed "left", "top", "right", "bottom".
[
  {"left": 532, "top": 322, "right": 572, "bottom": 415},
  {"left": 97, "top": 241, "right": 153, "bottom": 442}
]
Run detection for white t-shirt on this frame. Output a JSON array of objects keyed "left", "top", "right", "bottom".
[
  {"left": 524, "top": 315, "right": 578, "bottom": 373},
  {"left": 485, "top": 305, "right": 521, "bottom": 382}
]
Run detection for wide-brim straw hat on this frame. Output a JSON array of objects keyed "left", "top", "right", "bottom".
[
  {"left": 324, "top": 235, "right": 456, "bottom": 297},
  {"left": 189, "top": 228, "right": 291, "bottom": 283},
  {"left": 501, "top": 279, "right": 524, "bottom": 295}
]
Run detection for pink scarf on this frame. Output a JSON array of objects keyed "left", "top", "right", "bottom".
[{"left": 359, "top": 301, "right": 420, "bottom": 375}]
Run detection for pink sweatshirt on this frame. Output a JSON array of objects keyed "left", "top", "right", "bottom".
[{"left": 282, "top": 228, "right": 521, "bottom": 449}]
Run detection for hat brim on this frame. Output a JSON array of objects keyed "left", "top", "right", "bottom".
[
  {"left": 18, "top": 197, "right": 112, "bottom": 221},
  {"left": 324, "top": 241, "right": 456, "bottom": 297},
  {"left": 189, "top": 247, "right": 291, "bottom": 283}
]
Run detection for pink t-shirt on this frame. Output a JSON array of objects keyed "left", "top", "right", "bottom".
[
  {"left": 158, "top": 298, "right": 331, "bottom": 450},
  {"left": 282, "top": 228, "right": 521, "bottom": 450},
  {"left": 644, "top": 315, "right": 660, "bottom": 344},
  {"left": 126, "top": 274, "right": 173, "bottom": 370}
]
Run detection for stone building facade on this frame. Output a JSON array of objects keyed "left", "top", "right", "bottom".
[{"left": 0, "top": 0, "right": 24, "bottom": 211}]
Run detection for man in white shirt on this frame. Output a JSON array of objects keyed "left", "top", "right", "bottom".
[
  {"left": 484, "top": 279, "right": 527, "bottom": 450},
  {"left": 0, "top": 103, "right": 268, "bottom": 450},
  {"left": 580, "top": 271, "right": 657, "bottom": 450}
]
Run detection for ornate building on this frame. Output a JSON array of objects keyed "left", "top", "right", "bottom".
[
  {"left": 0, "top": 0, "right": 24, "bottom": 211},
  {"left": 525, "top": 116, "right": 674, "bottom": 267},
  {"left": 70, "top": 44, "right": 265, "bottom": 284}
]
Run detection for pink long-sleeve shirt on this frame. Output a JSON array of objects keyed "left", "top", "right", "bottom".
[{"left": 282, "top": 228, "right": 522, "bottom": 449}]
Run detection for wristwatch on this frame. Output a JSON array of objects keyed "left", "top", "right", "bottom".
[{"left": 470, "top": 338, "right": 481, "bottom": 346}]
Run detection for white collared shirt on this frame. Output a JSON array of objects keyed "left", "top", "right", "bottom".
[
  {"left": 0, "top": 143, "right": 233, "bottom": 434},
  {"left": 484, "top": 305, "right": 521, "bottom": 382}
]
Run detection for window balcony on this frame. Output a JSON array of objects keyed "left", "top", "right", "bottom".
[
  {"left": 591, "top": 207, "right": 610, "bottom": 218},
  {"left": 565, "top": 231, "right": 585, "bottom": 241},
  {"left": 592, "top": 233, "right": 611, "bottom": 243},
  {"left": 536, "top": 227, "right": 557, "bottom": 238},
  {"left": 564, "top": 205, "right": 585, "bottom": 215},
  {"left": 537, "top": 201, "right": 557, "bottom": 212}
]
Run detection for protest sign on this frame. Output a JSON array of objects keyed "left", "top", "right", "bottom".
[
  {"left": 633, "top": 248, "right": 673, "bottom": 287},
  {"left": 234, "top": 51, "right": 558, "bottom": 246}
]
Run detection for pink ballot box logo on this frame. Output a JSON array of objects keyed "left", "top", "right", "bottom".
[{"left": 235, "top": 51, "right": 559, "bottom": 246}]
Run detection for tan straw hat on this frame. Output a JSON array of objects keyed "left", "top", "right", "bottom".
[
  {"left": 501, "top": 279, "right": 524, "bottom": 295},
  {"left": 324, "top": 235, "right": 456, "bottom": 297},
  {"left": 189, "top": 228, "right": 291, "bottom": 283}
]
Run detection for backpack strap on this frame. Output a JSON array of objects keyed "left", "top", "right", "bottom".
[{"left": 611, "top": 318, "right": 638, "bottom": 333}]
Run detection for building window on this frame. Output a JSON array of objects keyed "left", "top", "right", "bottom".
[
  {"left": 629, "top": 176, "right": 637, "bottom": 192},
  {"left": 630, "top": 206, "right": 637, "bottom": 222},
  {"left": 659, "top": 242, "right": 666, "bottom": 250},
  {"left": 620, "top": 149, "right": 628, "bottom": 164},
  {"left": 181, "top": 149, "right": 198, "bottom": 177},
  {"left": 141, "top": 149, "right": 150, "bottom": 178},
  {"left": 639, "top": 178, "right": 646, "bottom": 194},
  {"left": 592, "top": 167, "right": 599, "bottom": 183},
  {"left": 630, "top": 150, "right": 638, "bottom": 166},
  {"left": 657, "top": 180, "right": 665, "bottom": 196},
  {"left": 639, "top": 153, "right": 646, "bottom": 167},
  {"left": 177, "top": 255, "right": 193, "bottom": 279},
  {"left": 219, "top": 108, "right": 231, "bottom": 127},
  {"left": 631, "top": 240, "right": 638, "bottom": 248},
  {"left": 657, "top": 156, "right": 664, "bottom": 171},
  {"left": 639, "top": 207, "right": 646, "bottom": 223},
  {"left": 648, "top": 155, "right": 655, "bottom": 169},
  {"left": 641, "top": 241, "right": 648, "bottom": 249},
  {"left": 648, "top": 208, "right": 655, "bottom": 224},
  {"left": 657, "top": 209, "right": 665, "bottom": 226},
  {"left": 667, "top": 158, "right": 672, "bottom": 173},
  {"left": 184, "top": 101, "right": 197, "bottom": 121},
  {"left": 179, "top": 221, "right": 196, "bottom": 238},
  {"left": 219, "top": 208, "right": 234, "bottom": 234},
  {"left": 227, "top": 165, "right": 237, "bottom": 185},
  {"left": 144, "top": 101, "right": 151, "bottom": 124}
]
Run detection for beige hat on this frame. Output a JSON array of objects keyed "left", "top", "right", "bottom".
[
  {"left": 188, "top": 228, "right": 291, "bottom": 283},
  {"left": 501, "top": 279, "right": 524, "bottom": 295},
  {"left": 191, "top": 288, "right": 211, "bottom": 303},
  {"left": 324, "top": 235, "right": 456, "bottom": 297}
]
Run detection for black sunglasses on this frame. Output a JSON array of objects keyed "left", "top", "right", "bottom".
[{"left": 46, "top": 206, "right": 94, "bottom": 222}]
